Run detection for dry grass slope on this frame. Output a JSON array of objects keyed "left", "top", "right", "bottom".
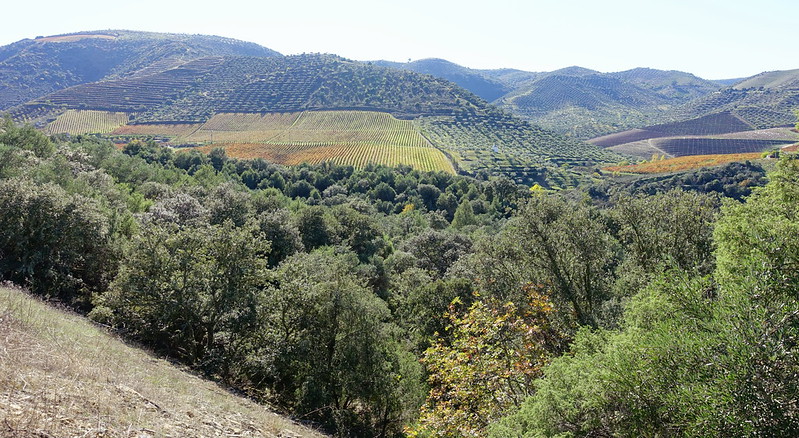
[{"left": 0, "top": 285, "right": 326, "bottom": 438}]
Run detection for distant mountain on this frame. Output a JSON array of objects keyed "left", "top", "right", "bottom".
[
  {"left": 497, "top": 68, "right": 722, "bottom": 139},
  {"left": 607, "top": 67, "right": 720, "bottom": 101},
  {"left": 0, "top": 30, "right": 280, "bottom": 110},
  {"left": 372, "top": 58, "right": 510, "bottom": 102},
  {"left": 378, "top": 59, "right": 725, "bottom": 140},
  {"left": 711, "top": 78, "right": 745, "bottom": 87},
  {"left": 478, "top": 68, "right": 541, "bottom": 89},
  {"left": 732, "top": 68, "right": 799, "bottom": 89}
]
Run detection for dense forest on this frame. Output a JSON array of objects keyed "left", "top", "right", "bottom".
[{"left": 1, "top": 118, "right": 797, "bottom": 437}]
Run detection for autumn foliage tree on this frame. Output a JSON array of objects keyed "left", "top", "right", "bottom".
[{"left": 409, "top": 285, "right": 567, "bottom": 437}]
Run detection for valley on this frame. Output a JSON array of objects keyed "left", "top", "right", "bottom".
[{"left": 2, "top": 28, "right": 799, "bottom": 438}]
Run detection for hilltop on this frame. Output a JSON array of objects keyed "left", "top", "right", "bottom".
[
  {"left": 0, "top": 285, "right": 325, "bottom": 437},
  {"left": 0, "top": 30, "right": 279, "bottom": 110},
  {"left": 373, "top": 58, "right": 511, "bottom": 102}
]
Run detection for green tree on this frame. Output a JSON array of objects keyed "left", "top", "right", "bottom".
[
  {"left": 513, "top": 195, "right": 618, "bottom": 327},
  {"left": 93, "top": 221, "right": 270, "bottom": 377},
  {"left": 612, "top": 190, "right": 718, "bottom": 275},
  {"left": 0, "top": 116, "right": 54, "bottom": 158},
  {"left": 450, "top": 199, "right": 478, "bottom": 229},
  {"left": 0, "top": 178, "right": 117, "bottom": 307},
  {"left": 253, "top": 249, "right": 422, "bottom": 436},
  {"left": 255, "top": 208, "right": 305, "bottom": 267},
  {"left": 492, "top": 157, "right": 799, "bottom": 437}
]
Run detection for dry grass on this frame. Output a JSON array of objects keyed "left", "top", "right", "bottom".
[
  {"left": 0, "top": 285, "right": 327, "bottom": 438},
  {"left": 603, "top": 152, "right": 763, "bottom": 174}
]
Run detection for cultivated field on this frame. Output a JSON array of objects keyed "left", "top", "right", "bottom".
[
  {"left": 35, "top": 34, "right": 117, "bottom": 43},
  {"left": 45, "top": 110, "right": 129, "bottom": 135},
  {"left": 197, "top": 141, "right": 454, "bottom": 173},
  {"left": 187, "top": 111, "right": 455, "bottom": 173},
  {"left": 603, "top": 152, "right": 763, "bottom": 174},
  {"left": 606, "top": 127, "right": 798, "bottom": 159},
  {"left": 111, "top": 123, "right": 203, "bottom": 139}
]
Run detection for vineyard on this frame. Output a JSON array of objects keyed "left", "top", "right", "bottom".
[
  {"left": 603, "top": 153, "right": 764, "bottom": 174},
  {"left": 44, "top": 110, "right": 129, "bottom": 135},
  {"left": 110, "top": 123, "right": 203, "bottom": 139},
  {"left": 7, "top": 48, "right": 625, "bottom": 183},
  {"left": 609, "top": 134, "right": 796, "bottom": 159},
  {"left": 195, "top": 141, "right": 454, "bottom": 173},
  {"left": 590, "top": 112, "right": 756, "bottom": 148},
  {"left": 181, "top": 110, "right": 454, "bottom": 173}
]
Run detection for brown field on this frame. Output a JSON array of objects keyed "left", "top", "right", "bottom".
[
  {"left": 0, "top": 285, "right": 325, "bottom": 437},
  {"left": 36, "top": 34, "right": 117, "bottom": 43},
  {"left": 603, "top": 152, "right": 763, "bottom": 174}
]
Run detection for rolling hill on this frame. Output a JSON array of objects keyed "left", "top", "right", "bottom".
[
  {"left": 1, "top": 32, "right": 626, "bottom": 186},
  {"left": 0, "top": 30, "right": 279, "bottom": 110},
  {"left": 381, "top": 59, "right": 725, "bottom": 140},
  {"left": 589, "top": 68, "right": 799, "bottom": 158},
  {"left": 496, "top": 68, "right": 721, "bottom": 139}
]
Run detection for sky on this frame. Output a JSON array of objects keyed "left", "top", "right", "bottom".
[{"left": 3, "top": 0, "right": 797, "bottom": 80}]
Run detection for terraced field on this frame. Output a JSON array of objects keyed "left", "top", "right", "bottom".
[{"left": 44, "top": 110, "right": 129, "bottom": 135}]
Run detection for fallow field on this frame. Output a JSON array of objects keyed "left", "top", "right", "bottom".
[{"left": 603, "top": 152, "right": 764, "bottom": 174}]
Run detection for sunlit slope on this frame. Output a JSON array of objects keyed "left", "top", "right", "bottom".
[{"left": 0, "top": 286, "right": 326, "bottom": 437}]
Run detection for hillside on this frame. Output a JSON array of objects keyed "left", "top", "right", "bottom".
[
  {"left": 589, "top": 68, "right": 799, "bottom": 157},
  {"left": 0, "top": 30, "right": 279, "bottom": 110},
  {"left": 2, "top": 37, "right": 624, "bottom": 185},
  {"left": 0, "top": 285, "right": 325, "bottom": 437},
  {"left": 498, "top": 68, "right": 721, "bottom": 139}
]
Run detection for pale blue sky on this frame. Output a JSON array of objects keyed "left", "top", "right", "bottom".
[{"left": 3, "top": 0, "right": 796, "bottom": 79}]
